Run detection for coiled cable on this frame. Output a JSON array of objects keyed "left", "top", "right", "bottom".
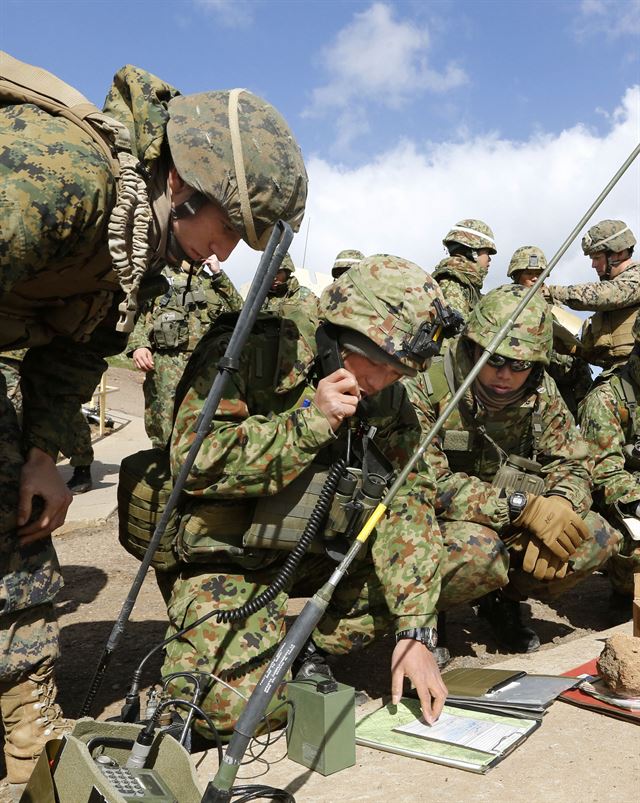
[{"left": 216, "top": 458, "right": 347, "bottom": 623}]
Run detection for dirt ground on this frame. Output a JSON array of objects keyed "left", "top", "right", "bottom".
[{"left": 0, "top": 367, "right": 636, "bottom": 801}]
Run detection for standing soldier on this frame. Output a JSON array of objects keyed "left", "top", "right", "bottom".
[
  {"left": 407, "top": 285, "right": 621, "bottom": 653},
  {"left": 432, "top": 219, "right": 497, "bottom": 319},
  {"left": 507, "top": 246, "right": 592, "bottom": 418},
  {"left": 578, "top": 312, "right": 640, "bottom": 609},
  {"left": 331, "top": 249, "right": 365, "bottom": 279},
  {"left": 129, "top": 257, "right": 243, "bottom": 448},
  {"left": 545, "top": 220, "right": 638, "bottom": 373},
  {"left": 0, "top": 51, "right": 306, "bottom": 785}
]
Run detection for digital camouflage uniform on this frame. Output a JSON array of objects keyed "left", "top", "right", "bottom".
[
  {"left": 0, "top": 350, "right": 94, "bottom": 466},
  {"left": 546, "top": 221, "right": 639, "bottom": 371},
  {"left": 406, "top": 286, "right": 620, "bottom": 604},
  {"left": 0, "top": 51, "right": 307, "bottom": 780},
  {"left": 162, "top": 257, "right": 505, "bottom": 738},
  {"left": 432, "top": 218, "right": 497, "bottom": 320},
  {"left": 507, "top": 246, "right": 592, "bottom": 418},
  {"left": 578, "top": 342, "right": 640, "bottom": 595},
  {"left": 127, "top": 263, "right": 243, "bottom": 447}
]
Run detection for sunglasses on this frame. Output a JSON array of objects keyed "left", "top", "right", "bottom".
[{"left": 486, "top": 353, "right": 534, "bottom": 372}]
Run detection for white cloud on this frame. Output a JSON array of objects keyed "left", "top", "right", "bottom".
[
  {"left": 305, "top": 2, "right": 467, "bottom": 148},
  {"left": 194, "top": 0, "right": 254, "bottom": 28},
  {"left": 578, "top": 0, "right": 640, "bottom": 38},
  {"left": 224, "top": 86, "right": 640, "bottom": 303}
]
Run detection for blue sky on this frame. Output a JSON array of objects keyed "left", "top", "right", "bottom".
[{"left": 4, "top": 0, "right": 640, "bottom": 289}]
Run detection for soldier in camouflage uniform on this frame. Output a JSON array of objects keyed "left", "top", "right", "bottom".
[
  {"left": 0, "top": 350, "right": 95, "bottom": 493},
  {"left": 261, "top": 253, "right": 320, "bottom": 356},
  {"left": 578, "top": 311, "right": 640, "bottom": 603},
  {"left": 406, "top": 285, "right": 621, "bottom": 653},
  {"left": 331, "top": 249, "right": 365, "bottom": 279},
  {"left": 0, "top": 50, "right": 306, "bottom": 783},
  {"left": 507, "top": 246, "right": 593, "bottom": 418},
  {"left": 162, "top": 256, "right": 508, "bottom": 738},
  {"left": 128, "top": 257, "right": 243, "bottom": 447},
  {"left": 432, "top": 219, "right": 496, "bottom": 319},
  {"left": 545, "top": 220, "right": 638, "bottom": 373}
]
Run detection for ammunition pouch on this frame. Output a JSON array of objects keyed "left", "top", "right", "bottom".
[
  {"left": 152, "top": 309, "right": 189, "bottom": 350},
  {"left": 492, "top": 454, "right": 546, "bottom": 496},
  {"left": 117, "top": 447, "right": 181, "bottom": 572}
]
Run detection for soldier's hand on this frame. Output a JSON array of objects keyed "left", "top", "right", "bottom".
[
  {"left": 514, "top": 494, "right": 589, "bottom": 560},
  {"left": 522, "top": 539, "right": 570, "bottom": 580},
  {"left": 314, "top": 368, "right": 360, "bottom": 431},
  {"left": 391, "top": 639, "right": 447, "bottom": 725},
  {"left": 18, "top": 448, "right": 72, "bottom": 544},
  {"left": 132, "top": 347, "right": 154, "bottom": 372}
]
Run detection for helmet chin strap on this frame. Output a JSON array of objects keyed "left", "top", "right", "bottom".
[{"left": 167, "top": 192, "right": 208, "bottom": 265}]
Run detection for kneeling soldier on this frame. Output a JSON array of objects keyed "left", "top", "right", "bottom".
[
  {"left": 161, "top": 256, "right": 505, "bottom": 738},
  {"left": 407, "top": 285, "right": 621, "bottom": 653}
]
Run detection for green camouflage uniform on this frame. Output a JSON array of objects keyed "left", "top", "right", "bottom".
[
  {"left": 506, "top": 246, "right": 593, "bottom": 418},
  {"left": 127, "top": 263, "right": 243, "bottom": 447},
  {"left": 432, "top": 256, "right": 486, "bottom": 321},
  {"left": 578, "top": 351, "right": 640, "bottom": 594},
  {"left": 162, "top": 257, "right": 504, "bottom": 738},
  {"left": 262, "top": 273, "right": 320, "bottom": 357},
  {"left": 0, "top": 54, "right": 307, "bottom": 691},
  {"left": 406, "top": 288, "right": 620, "bottom": 603},
  {"left": 432, "top": 218, "right": 496, "bottom": 320}
]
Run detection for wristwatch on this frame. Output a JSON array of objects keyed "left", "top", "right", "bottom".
[
  {"left": 507, "top": 491, "right": 528, "bottom": 522},
  {"left": 395, "top": 627, "right": 438, "bottom": 651}
]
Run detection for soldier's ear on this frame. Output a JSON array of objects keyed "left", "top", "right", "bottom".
[{"left": 168, "top": 166, "right": 191, "bottom": 204}]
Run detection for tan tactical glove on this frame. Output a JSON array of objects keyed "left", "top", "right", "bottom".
[
  {"left": 513, "top": 495, "right": 589, "bottom": 560},
  {"left": 522, "top": 540, "right": 569, "bottom": 581},
  {"left": 509, "top": 532, "right": 570, "bottom": 581}
]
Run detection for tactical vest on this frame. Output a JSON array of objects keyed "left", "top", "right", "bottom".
[
  {"left": 151, "top": 268, "right": 225, "bottom": 352},
  {"left": 119, "top": 314, "right": 319, "bottom": 571},
  {"left": 0, "top": 52, "right": 133, "bottom": 347},
  {"left": 424, "top": 352, "right": 545, "bottom": 493},
  {"left": 581, "top": 262, "right": 640, "bottom": 368}
]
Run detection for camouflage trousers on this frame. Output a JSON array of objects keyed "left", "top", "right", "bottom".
[
  {"left": 0, "top": 385, "right": 62, "bottom": 682},
  {"left": 143, "top": 351, "right": 190, "bottom": 448},
  {"left": 453, "top": 510, "right": 621, "bottom": 602},
  {"left": 160, "top": 524, "right": 507, "bottom": 740},
  {"left": 0, "top": 356, "right": 93, "bottom": 465}
]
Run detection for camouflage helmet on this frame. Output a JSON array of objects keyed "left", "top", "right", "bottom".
[
  {"left": 443, "top": 219, "right": 497, "bottom": 255},
  {"left": 581, "top": 220, "right": 636, "bottom": 256},
  {"left": 167, "top": 89, "right": 308, "bottom": 251},
  {"left": 319, "top": 254, "right": 448, "bottom": 376},
  {"left": 507, "top": 246, "right": 548, "bottom": 279},
  {"left": 332, "top": 249, "right": 365, "bottom": 279},
  {"left": 280, "top": 254, "right": 295, "bottom": 274},
  {"left": 464, "top": 284, "right": 552, "bottom": 365}
]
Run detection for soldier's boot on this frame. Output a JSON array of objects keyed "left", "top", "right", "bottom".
[
  {"left": 477, "top": 591, "right": 540, "bottom": 654},
  {"left": 67, "top": 465, "right": 92, "bottom": 494},
  {"left": 433, "top": 613, "right": 452, "bottom": 671},
  {"left": 0, "top": 662, "right": 71, "bottom": 783}
]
